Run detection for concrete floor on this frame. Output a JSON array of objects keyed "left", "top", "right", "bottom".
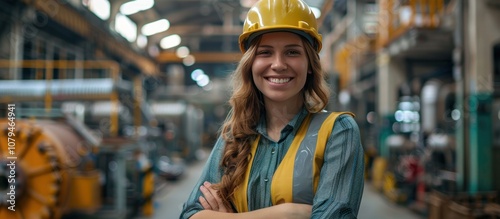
[
  {"left": 151, "top": 153, "right": 426, "bottom": 219},
  {"left": 152, "top": 157, "right": 206, "bottom": 219}
]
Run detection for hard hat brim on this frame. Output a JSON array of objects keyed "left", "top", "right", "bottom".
[{"left": 241, "top": 28, "right": 318, "bottom": 53}]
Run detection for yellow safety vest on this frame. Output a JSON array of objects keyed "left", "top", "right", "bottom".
[{"left": 232, "top": 111, "right": 353, "bottom": 212}]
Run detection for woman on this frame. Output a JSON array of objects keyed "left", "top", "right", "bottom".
[{"left": 180, "top": 0, "right": 364, "bottom": 218}]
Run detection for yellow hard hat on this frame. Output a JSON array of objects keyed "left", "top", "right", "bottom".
[{"left": 239, "top": 0, "right": 322, "bottom": 53}]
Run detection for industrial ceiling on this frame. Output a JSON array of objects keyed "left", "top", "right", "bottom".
[{"left": 123, "top": 0, "right": 332, "bottom": 64}]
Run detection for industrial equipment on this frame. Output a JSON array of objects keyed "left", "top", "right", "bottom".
[
  {"left": 0, "top": 112, "right": 101, "bottom": 219},
  {"left": 151, "top": 101, "right": 204, "bottom": 163}
]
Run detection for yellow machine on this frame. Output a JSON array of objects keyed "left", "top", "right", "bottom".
[{"left": 0, "top": 115, "right": 101, "bottom": 219}]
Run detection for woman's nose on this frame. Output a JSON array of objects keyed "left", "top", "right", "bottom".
[{"left": 271, "top": 55, "right": 287, "bottom": 72}]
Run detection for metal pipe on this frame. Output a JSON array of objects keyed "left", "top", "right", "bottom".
[
  {"left": 0, "top": 59, "right": 122, "bottom": 136},
  {"left": 0, "top": 60, "right": 119, "bottom": 72}
]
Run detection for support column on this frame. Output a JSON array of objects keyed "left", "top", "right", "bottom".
[
  {"left": 134, "top": 76, "right": 144, "bottom": 137},
  {"left": 115, "top": 149, "right": 127, "bottom": 218},
  {"left": 376, "top": 51, "right": 406, "bottom": 158},
  {"left": 453, "top": 0, "right": 466, "bottom": 192},
  {"left": 9, "top": 19, "right": 24, "bottom": 80},
  {"left": 463, "top": 0, "right": 499, "bottom": 192}
]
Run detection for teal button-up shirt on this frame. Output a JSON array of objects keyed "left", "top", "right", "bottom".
[{"left": 180, "top": 108, "right": 364, "bottom": 219}]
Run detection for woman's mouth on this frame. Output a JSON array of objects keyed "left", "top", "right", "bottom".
[{"left": 267, "top": 77, "right": 292, "bottom": 84}]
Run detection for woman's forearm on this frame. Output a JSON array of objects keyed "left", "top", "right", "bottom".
[
  {"left": 190, "top": 203, "right": 311, "bottom": 219},
  {"left": 190, "top": 209, "right": 277, "bottom": 219}
]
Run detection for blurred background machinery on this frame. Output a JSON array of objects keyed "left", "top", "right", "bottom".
[
  {"left": 0, "top": 113, "right": 101, "bottom": 219},
  {"left": 150, "top": 101, "right": 204, "bottom": 163},
  {"left": 343, "top": 0, "right": 500, "bottom": 218}
]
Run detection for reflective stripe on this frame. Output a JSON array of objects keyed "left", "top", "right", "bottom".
[
  {"left": 271, "top": 114, "right": 312, "bottom": 205},
  {"left": 292, "top": 112, "right": 331, "bottom": 203}
]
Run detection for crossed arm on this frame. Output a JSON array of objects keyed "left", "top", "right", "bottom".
[
  {"left": 178, "top": 137, "right": 312, "bottom": 219},
  {"left": 191, "top": 181, "right": 312, "bottom": 219}
]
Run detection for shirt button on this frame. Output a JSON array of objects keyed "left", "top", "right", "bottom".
[
  {"left": 264, "top": 178, "right": 269, "bottom": 182},
  {"left": 271, "top": 148, "right": 275, "bottom": 154}
]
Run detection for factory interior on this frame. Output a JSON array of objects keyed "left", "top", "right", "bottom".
[{"left": 0, "top": 0, "right": 499, "bottom": 218}]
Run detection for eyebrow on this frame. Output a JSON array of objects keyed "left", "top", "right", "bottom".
[{"left": 257, "top": 44, "right": 303, "bottom": 49}]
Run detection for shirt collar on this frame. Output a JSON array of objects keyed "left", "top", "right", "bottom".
[{"left": 255, "top": 107, "right": 309, "bottom": 137}]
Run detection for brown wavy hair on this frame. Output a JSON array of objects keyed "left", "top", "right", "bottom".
[{"left": 213, "top": 34, "right": 331, "bottom": 210}]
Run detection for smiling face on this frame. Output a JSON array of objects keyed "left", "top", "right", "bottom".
[{"left": 251, "top": 31, "right": 310, "bottom": 106}]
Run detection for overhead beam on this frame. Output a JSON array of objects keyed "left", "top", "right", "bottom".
[
  {"left": 128, "top": 1, "right": 163, "bottom": 26},
  {"left": 149, "top": 25, "right": 242, "bottom": 43},
  {"left": 21, "top": 0, "right": 158, "bottom": 75},
  {"left": 156, "top": 52, "right": 242, "bottom": 63},
  {"left": 159, "top": 5, "right": 200, "bottom": 24}
]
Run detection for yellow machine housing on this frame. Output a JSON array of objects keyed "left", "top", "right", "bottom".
[{"left": 0, "top": 117, "right": 101, "bottom": 219}]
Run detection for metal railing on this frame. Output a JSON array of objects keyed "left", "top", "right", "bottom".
[{"left": 377, "top": 0, "right": 446, "bottom": 49}]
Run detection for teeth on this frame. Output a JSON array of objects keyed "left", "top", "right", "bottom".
[{"left": 269, "top": 78, "right": 291, "bottom": 84}]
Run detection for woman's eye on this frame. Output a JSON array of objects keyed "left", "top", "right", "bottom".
[
  {"left": 286, "top": 50, "right": 301, "bottom": 55},
  {"left": 257, "top": 50, "right": 271, "bottom": 55}
]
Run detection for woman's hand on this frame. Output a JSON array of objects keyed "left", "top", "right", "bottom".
[
  {"left": 193, "top": 192, "right": 310, "bottom": 219},
  {"left": 198, "top": 181, "right": 234, "bottom": 213},
  {"left": 196, "top": 181, "right": 310, "bottom": 219}
]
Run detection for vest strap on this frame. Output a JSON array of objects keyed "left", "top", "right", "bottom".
[{"left": 313, "top": 112, "right": 353, "bottom": 192}]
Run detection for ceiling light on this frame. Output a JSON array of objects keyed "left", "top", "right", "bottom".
[
  {"left": 160, "top": 34, "right": 181, "bottom": 49},
  {"left": 137, "top": 34, "right": 148, "bottom": 48},
  {"left": 176, "top": 46, "right": 190, "bottom": 58},
  {"left": 148, "top": 45, "right": 160, "bottom": 57},
  {"left": 120, "top": 1, "right": 140, "bottom": 15},
  {"left": 142, "top": 19, "right": 170, "bottom": 36},
  {"left": 120, "top": 0, "right": 154, "bottom": 15},
  {"left": 183, "top": 55, "right": 196, "bottom": 66},
  {"left": 191, "top": 69, "right": 205, "bottom": 81},
  {"left": 87, "top": 0, "right": 110, "bottom": 20},
  {"left": 115, "top": 13, "right": 137, "bottom": 42},
  {"left": 196, "top": 75, "right": 210, "bottom": 87}
]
